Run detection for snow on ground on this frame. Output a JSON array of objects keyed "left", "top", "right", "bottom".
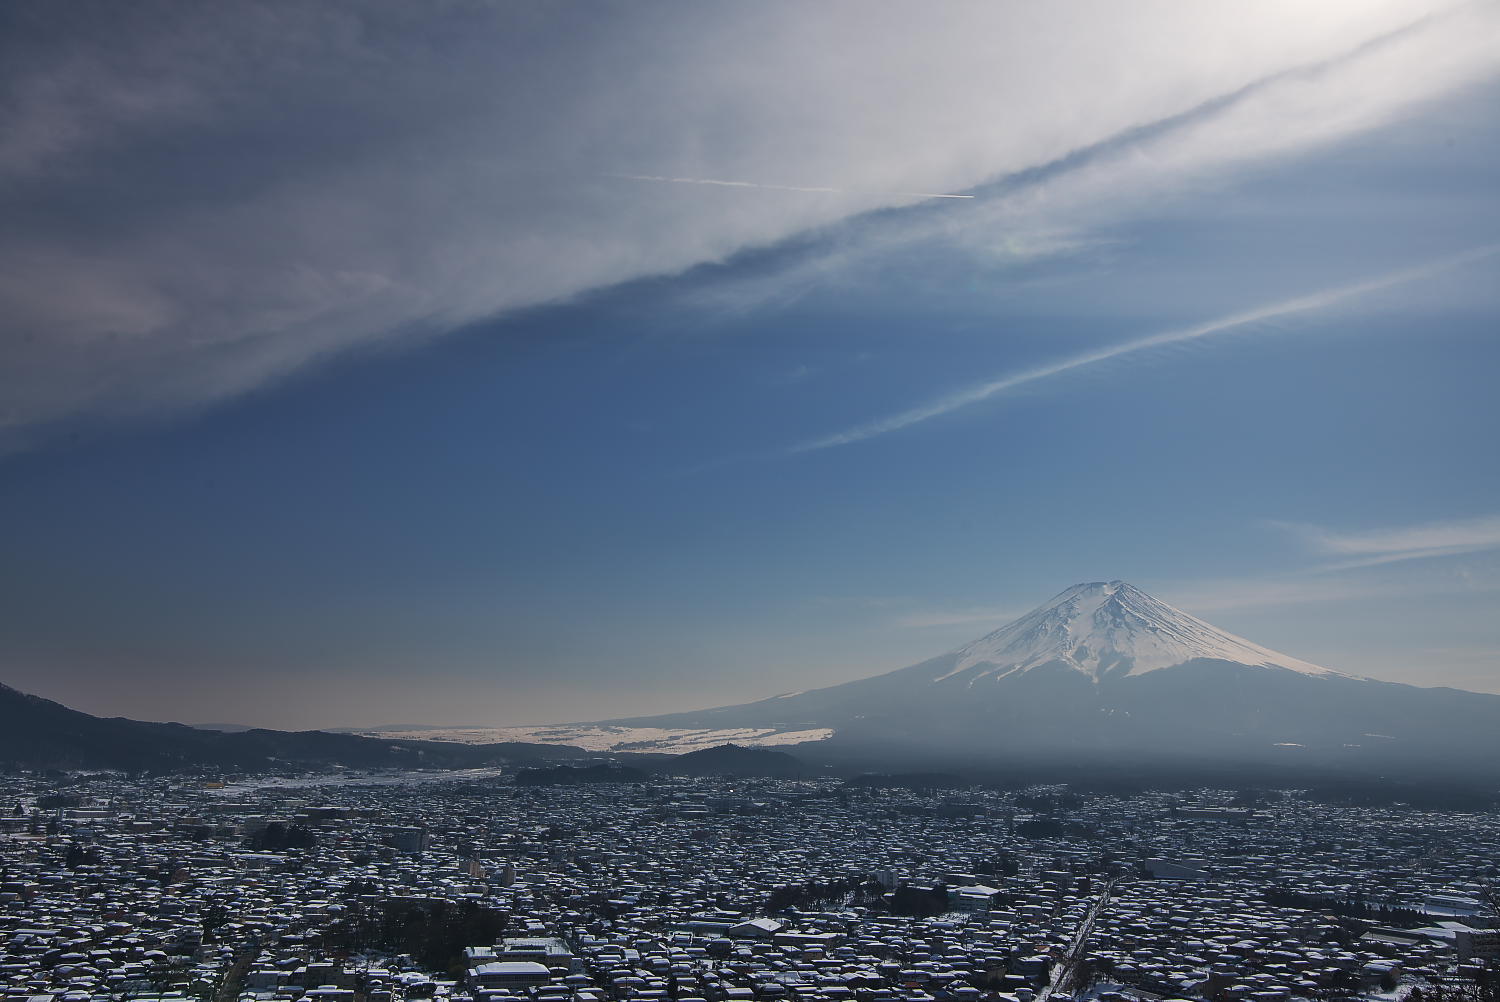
[
  {"left": 356, "top": 724, "right": 835, "bottom": 754},
  {"left": 201, "top": 766, "right": 510, "bottom": 795}
]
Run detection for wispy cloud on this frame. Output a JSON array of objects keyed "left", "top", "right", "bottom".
[
  {"left": 1158, "top": 576, "right": 1413, "bottom": 614},
  {"left": 1270, "top": 513, "right": 1500, "bottom": 570},
  {"left": 768, "top": 363, "right": 816, "bottom": 387},
  {"left": 791, "top": 245, "right": 1499, "bottom": 452},
  {"left": 897, "top": 576, "right": 1439, "bottom": 631},
  {"left": 895, "top": 561, "right": 1500, "bottom": 636},
  {"left": 893, "top": 606, "right": 1026, "bottom": 629},
  {"left": 692, "top": 1, "right": 1500, "bottom": 327},
  {"left": 3, "top": 1, "right": 1496, "bottom": 449},
  {"left": 1156, "top": 517, "right": 1500, "bottom": 611},
  {"left": 607, "top": 174, "right": 974, "bottom": 200}
]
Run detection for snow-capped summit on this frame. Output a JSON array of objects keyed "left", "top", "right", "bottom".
[{"left": 945, "top": 580, "right": 1345, "bottom": 682}]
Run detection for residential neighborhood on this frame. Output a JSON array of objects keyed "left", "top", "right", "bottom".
[{"left": 1, "top": 769, "right": 1495, "bottom": 1002}]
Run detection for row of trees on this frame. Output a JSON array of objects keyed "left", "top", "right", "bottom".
[
  {"left": 1265, "top": 886, "right": 1428, "bottom": 927},
  {"left": 765, "top": 876, "right": 876, "bottom": 913},
  {"left": 323, "top": 897, "right": 508, "bottom": 977}
]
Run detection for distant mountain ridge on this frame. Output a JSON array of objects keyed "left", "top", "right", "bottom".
[
  {"left": 0, "top": 683, "right": 818, "bottom": 780},
  {"left": 607, "top": 581, "right": 1500, "bottom": 776},
  {"left": 0, "top": 682, "right": 588, "bottom": 773}
]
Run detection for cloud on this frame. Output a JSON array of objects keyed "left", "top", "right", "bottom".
[
  {"left": 894, "top": 557, "right": 1500, "bottom": 638},
  {"left": 1270, "top": 513, "right": 1500, "bottom": 569},
  {"left": 893, "top": 575, "right": 1452, "bottom": 630},
  {"left": 893, "top": 607, "right": 1026, "bottom": 629},
  {"left": 690, "top": 0, "right": 1500, "bottom": 322},
  {"left": 769, "top": 364, "right": 815, "bottom": 387},
  {"left": 1158, "top": 576, "right": 1416, "bottom": 614},
  {"left": 791, "top": 245, "right": 1498, "bottom": 452},
  {"left": 606, "top": 174, "right": 974, "bottom": 200},
  {"left": 3, "top": 0, "right": 1496, "bottom": 448},
  {"left": 1154, "top": 518, "right": 1500, "bottom": 613}
]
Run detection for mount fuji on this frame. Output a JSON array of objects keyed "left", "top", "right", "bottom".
[
  {"left": 927, "top": 579, "right": 1342, "bottom": 683},
  {"left": 609, "top": 581, "right": 1500, "bottom": 772}
]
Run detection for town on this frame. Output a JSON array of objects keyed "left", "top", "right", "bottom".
[{"left": 1, "top": 767, "right": 1496, "bottom": 1002}]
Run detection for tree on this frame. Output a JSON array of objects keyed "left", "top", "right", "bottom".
[
  {"left": 1425, "top": 970, "right": 1499, "bottom": 1002},
  {"left": 323, "top": 898, "right": 508, "bottom": 978},
  {"left": 64, "top": 842, "right": 99, "bottom": 868},
  {"left": 245, "top": 822, "right": 318, "bottom": 851},
  {"left": 200, "top": 902, "right": 230, "bottom": 944},
  {"left": 885, "top": 883, "right": 951, "bottom": 917}
]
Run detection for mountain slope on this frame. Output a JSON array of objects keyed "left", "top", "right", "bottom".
[{"left": 608, "top": 581, "right": 1500, "bottom": 772}]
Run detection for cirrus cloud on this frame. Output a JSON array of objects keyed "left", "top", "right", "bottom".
[
  {"left": 2, "top": 0, "right": 1496, "bottom": 450},
  {"left": 1270, "top": 513, "right": 1500, "bottom": 570}
]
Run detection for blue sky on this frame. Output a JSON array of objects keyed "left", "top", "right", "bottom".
[{"left": 1, "top": 1, "right": 1497, "bottom": 728}]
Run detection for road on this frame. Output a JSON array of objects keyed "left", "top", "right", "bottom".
[{"left": 1037, "top": 877, "right": 1117, "bottom": 1002}]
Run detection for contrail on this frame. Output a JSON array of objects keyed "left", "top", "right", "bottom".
[
  {"left": 791, "top": 244, "right": 1499, "bottom": 453},
  {"left": 607, "top": 173, "right": 975, "bottom": 199}
]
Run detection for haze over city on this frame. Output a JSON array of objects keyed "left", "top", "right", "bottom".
[{"left": 2, "top": 1, "right": 1498, "bottom": 731}]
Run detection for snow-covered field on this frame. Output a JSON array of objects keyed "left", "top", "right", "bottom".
[
  {"left": 201, "top": 766, "right": 511, "bottom": 795},
  {"left": 357, "top": 724, "right": 834, "bottom": 754}
]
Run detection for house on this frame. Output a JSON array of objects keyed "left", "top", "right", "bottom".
[{"left": 729, "top": 918, "right": 784, "bottom": 939}]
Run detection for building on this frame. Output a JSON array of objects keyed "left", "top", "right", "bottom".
[
  {"left": 950, "top": 884, "right": 1004, "bottom": 912},
  {"left": 469, "top": 960, "right": 552, "bottom": 992},
  {"left": 1454, "top": 929, "right": 1500, "bottom": 962}
]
